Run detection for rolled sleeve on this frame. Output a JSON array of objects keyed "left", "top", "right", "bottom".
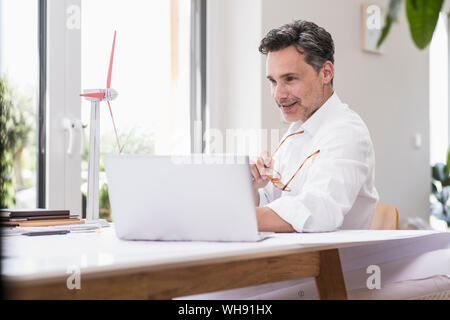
[{"left": 266, "top": 196, "right": 312, "bottom": 232}]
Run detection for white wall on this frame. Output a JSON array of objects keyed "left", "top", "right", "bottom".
[
  {"left": 445, "top": 1, "right": 450, "bottom": 151},
  {"left": 208, "top": 0, "right": 431, "bottom": 225},
  {"left": 207, "top": 0, "right": 262, "bottom": 134}
]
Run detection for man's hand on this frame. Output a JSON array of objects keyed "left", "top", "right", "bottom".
[{"left": 250, "top": 151, "right": 274, "bottom": 190}]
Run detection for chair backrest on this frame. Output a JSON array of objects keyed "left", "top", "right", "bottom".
[{"left": 370, "top": 203, "right": 399, "bottom": 230}]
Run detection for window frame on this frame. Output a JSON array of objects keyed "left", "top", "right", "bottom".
[
  {"left": 44, "top": 0, "right": 206, "bottom": 215},
  {"left": 38, "top": 0, "right": 47, "bottom": 208},
  {"left": 0, "top": 0, "right": 47, "bottom": 208},
  {"left": 46, "top": 0, "right": 82, "bottom": 214},
  {"left": 190, "top": 0, "right": 207, "bottom": 153}
]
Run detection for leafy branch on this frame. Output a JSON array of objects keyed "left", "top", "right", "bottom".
[
  {"left": 377, "top": 0, "right": 446, "bottom": 50},
  {"left": 431, "top": 149, "right": 450, "bottom": 225}
]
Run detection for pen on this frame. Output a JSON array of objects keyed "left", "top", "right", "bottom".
[{"left": 22, "top": 230, "right": 70, "bottom": 236}]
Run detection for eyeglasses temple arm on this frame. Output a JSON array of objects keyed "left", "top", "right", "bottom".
[{"left": 282, "top": 149, "right": 321, "bottom": 190}]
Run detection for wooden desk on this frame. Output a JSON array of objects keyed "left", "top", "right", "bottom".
[{"left": 2, "top": 228, "right": 441, "bottom": 300}]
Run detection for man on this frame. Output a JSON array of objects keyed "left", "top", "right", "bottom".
[
  {"left": 179, "top": 19, "right": 380, "bottom": 300},
  {"left": 252, "top": 20, "right": 379, "bottom": 233}
]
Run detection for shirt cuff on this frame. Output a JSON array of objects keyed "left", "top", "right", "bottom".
[
  {"left": 266, "top": 196, "right": 312, "bottom": 232},
  {"left": 258, "top": 188, "right": 269, "bottom": 207}
]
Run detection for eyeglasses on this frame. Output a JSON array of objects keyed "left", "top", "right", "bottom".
[{"left": 267, "top": 130, "right": 320, "bottom": 192}]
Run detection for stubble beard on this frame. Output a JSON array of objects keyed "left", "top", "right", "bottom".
[
  {"left": 302, "top": 85, "right": 325, "bottom": 122},
  {"left": 278, "top": 85, "right": 325, "bottom": 122}
]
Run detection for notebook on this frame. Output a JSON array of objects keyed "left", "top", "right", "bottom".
[
  {"left": 0, "top": 208, "right": 70, "bottom": 218},
  {"left": 1, "top": 218, "right": 84, "bottom": 227}
]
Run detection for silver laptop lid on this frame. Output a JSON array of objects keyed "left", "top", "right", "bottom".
[{"left": 103, "top": 154, "right": 259, "bottom": 242}]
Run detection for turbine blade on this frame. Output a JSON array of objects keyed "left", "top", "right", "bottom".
[
  {"left": 80, "top": 92, "right": 106, "bottom": 99},
  {"left": 106, "top": 31, "right": 117, "bottom": 89}
]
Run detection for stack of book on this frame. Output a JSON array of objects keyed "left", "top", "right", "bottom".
[{"left": 0, "top": 208, "right": 84, "bottom": 227}]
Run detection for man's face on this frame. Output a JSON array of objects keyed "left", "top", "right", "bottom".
[{"left": 266, "top": 45, "right": 326, "bottom": 123}]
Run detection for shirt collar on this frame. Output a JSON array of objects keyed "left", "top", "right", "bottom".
[{"left": 290, "top": 91, "right": 342, "bottom": 136}]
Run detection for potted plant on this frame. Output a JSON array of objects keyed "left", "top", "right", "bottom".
[{"left": 431, "top": 149, "right": 450, "bottom": 226}]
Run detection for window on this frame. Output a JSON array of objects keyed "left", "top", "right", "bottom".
[
  {"left": 0, "top": 0, "right": 40, "bottom": 208},
  {"left": 4, "top": 1, "right": 205, "bottom": 216},
  {"left": 81, "top": 0, "right": 192, "bottom": 157},
  {"left": 429, "top": 12, "right": 449, "bottom": 165},
  {"left": 78, "top": 0, "right": 201, "bottom": 218}
]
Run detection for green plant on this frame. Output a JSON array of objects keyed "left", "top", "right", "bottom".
[
  {"left": 431, "top": 149, "right": 450, "bottom": 225},
  {"left": 0, "top": 78, "right": 15, "bottom": 208},
  {"left": 9, "top": 91, "right": 33, "bottom": 190},
  {"left": 378, "top": 0, "right": 447, "bottom": 50},
  {"left": 0, "top": 77, "right": 35, "bottom": 208},
  {"left": 99, "top": 183, "right": 111, "bottom": 221}
]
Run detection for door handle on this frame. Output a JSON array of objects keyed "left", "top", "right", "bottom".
[
  {"left": 61, "top": 118, "right": 87, "bottom": 155},
  {"left": 61, "top": 117, "right": 75, "bottom": 155}
]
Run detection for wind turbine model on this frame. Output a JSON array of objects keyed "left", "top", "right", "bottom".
[{"left": 80, "top": 31, "right": 121, "bottom": 222}]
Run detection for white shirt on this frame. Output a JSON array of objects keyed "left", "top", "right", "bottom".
[{"left": 259, "top": 92, "right": 379, "bottom": 232}]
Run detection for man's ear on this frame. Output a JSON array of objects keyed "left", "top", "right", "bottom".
[{"left": 321, "top": 61, "right": 334, "bottom": 85}]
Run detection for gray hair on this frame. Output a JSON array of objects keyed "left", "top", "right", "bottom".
[{"left": 259, "top": 20, "right": 335, "bottom": 85}]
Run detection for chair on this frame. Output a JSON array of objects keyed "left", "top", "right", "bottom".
[{"left": 370, "top": 203, "right": 399, "bottom": 230}]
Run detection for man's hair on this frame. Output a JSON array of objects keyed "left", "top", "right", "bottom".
[{"left": 259, "top": 20, "right": 335, "bottom": 85}]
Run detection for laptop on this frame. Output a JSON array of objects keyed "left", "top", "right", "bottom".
[{"left": 103, "top": 154, "right": 271, "bottom": 242}]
